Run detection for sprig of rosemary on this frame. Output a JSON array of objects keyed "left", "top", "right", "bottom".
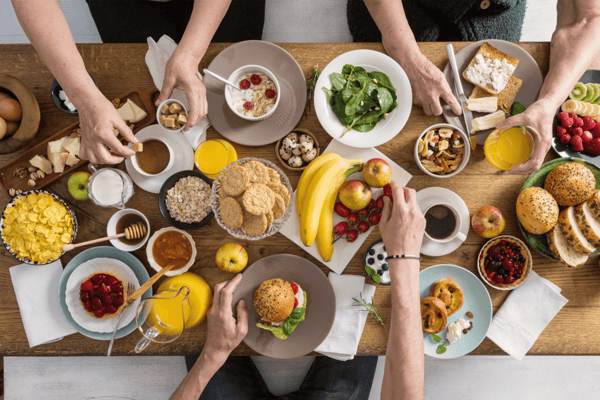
[
  {"left": 307, "top": 65, "right": 320, "bottom": 101},
  {"left": 352, "top": 293, "right": 385, "bottom": 327},
  {"left": 431, "top": 334, "right": 449, "bottom": 354}
]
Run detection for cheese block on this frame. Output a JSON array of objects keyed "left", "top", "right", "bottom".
[
  {"left": 470, "top": 110, "right": 505, "bottom": 132},
  {"left": 49, "top": 152, "right": 69, "bottom": 174},
  {"left": 558, "top": 207, "right": 597, "bottom": 255},
  {"left": 465, "top": 97, "right": 498, "bottom": 113},
  {"left": 62, "top": 137, "right": 81, "bottom": 157},
  {"left": 65, "top": 154, "right": 80, "bottom": 167},
  {"left": 47, "top": 137, "right": 66, "bottom": 159},
  {"left": 574, "top": 201, "right": 600, "bottom": 248},
  {"left": 547, "top": 224, "right": 588, "bottom": 268},
  {"left": 29, "top": 155, "right": 53, "bottom": 175},
  {"left": 117, "top": 101, "right": 135, "bottom": 122},
  {"left": 468, "top": 76, "right": 523, "bottom": 114}
]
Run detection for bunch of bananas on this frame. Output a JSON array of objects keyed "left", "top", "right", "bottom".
[{"left": 296, "top": 153, "right": 362, "bottom": 262}]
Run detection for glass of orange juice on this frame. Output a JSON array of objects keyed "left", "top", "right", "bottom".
[
  {"left": 484, "top": 127, "right": 534, "bottom": 170},
  {"left": 195, "top": 139, "right": 238, "bottom": 179}
]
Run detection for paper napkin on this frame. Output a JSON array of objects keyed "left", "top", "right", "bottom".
[
  {"left": 9, "top": 260, "right": 77, "bottom": 347},
  {"left": 486, "top": 271, "right": 568, "bottom": 361},
  {"left": 145, "top": 35, "right": 210, "bottom": 148},
  {"left": 316, "top": 273, "right": 377, "bottom": 361}
]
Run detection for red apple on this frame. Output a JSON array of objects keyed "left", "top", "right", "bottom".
[
  {"left": 362, "top": 158, "right": 392, "bottom": 188},
  {"left": 339, "top": 180, "right": 372, "bottom": 210},
  {"left": 471, "top": 206, "right": 506, "bottom": 238}
]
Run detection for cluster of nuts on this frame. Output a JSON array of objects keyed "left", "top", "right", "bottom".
[
  {"left": 8, "top": 188, "right": 23, "bottom": 197},
  {"left": 279, "top": 132, "right": 317, "bottom": 168},
  {"left": 417, "top": 127, "right": 465, "bottom": 175},
  {"left": 70, "top": 127, "right": 82, "bottom": 138},
  {"left": 13, "top": 166, "right": 46, "bottom": 189}
]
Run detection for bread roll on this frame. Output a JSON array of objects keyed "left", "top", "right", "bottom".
[
  {"left": 516, "top": 187, "right": 559, "bottom": 234},
  {"left": 544, "top": 162, "right": 596, "bottom": 206}
]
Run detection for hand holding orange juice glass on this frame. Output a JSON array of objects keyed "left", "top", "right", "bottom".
[{"left": 484, "top": 127, "right": 534, "bottom": 171}]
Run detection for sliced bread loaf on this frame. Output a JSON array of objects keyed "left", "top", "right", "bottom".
[
  {"left": 574, "top": 201, "right": 600, "bottom": 247},
  {"left": 547, "top": 224, "right": 588, "bottom": 268},
  {"left": 558, "top": 207, "right": 597, "bottom": 255},
  {"left": 586, "top": 189, "right": 600, "bottom": 220}
]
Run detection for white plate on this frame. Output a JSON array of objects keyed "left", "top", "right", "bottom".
[
  {"left": 65, "top": 257, "right": 141, "bottom": 333},
  {"left": 416, "top": 187, "right": 469, "bottom": 257},
  {"left": 125, "top": 124, "right": 195, "bottom": 194},
  {"left": 314, "top": 49, "right": 412, "bottom": 148},
  {"left": 279, "top": 140, "right": 412, "bottom": 274},
  {"left": 442, "top": 39, "right": 543, "bottom": 144}
]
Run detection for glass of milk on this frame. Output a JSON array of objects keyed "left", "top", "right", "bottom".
[{"left": 87, "top": 166, "right": 134, "bottom": 209}]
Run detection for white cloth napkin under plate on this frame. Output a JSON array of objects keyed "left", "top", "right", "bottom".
[
  {"left": 486, "top": 271, "right": 568, "bottom": 361},
  {"left": 9, "top": 260, "right": 77, "bottom": 347},
  {"left": 316, "top": 273, "right": 377, "bottom": 361},
  {"left": 145, "top": 35, "right": 210, "bottom": 149}
]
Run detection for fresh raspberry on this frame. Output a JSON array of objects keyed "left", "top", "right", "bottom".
[
  {"left": 243, "top": 101, "right": 253, "bottom": 110},
  {"left": 80, "top": 281, "right": 93, "bottom": 291},
  {"left": 571, "top": 135, "right": 584, "bottom": 152},
  {"left": 265, "top": 89, "right": 276, "bottom": 99},
  {"left": 94, "top": 309, "right": 105, "bottom": 318},
  {"left": 560, "top": 134, "right": 572, "bottom": 144},
  {"left": 250, "top": 74, "right": 261, "bottom": 85},
  {"left": 558, "top": 113, "right": 574, "bottom": 128},
  {"left": 92, "top": 297, "right": 103, "bottom": 310},
  {"left": 566, "top": 126, "right": 573, "bottom": 136},
  {"left": 584, "top": 137, "right": 600, "bottom": 155},
  {"left": 290, "top": 282, "right": 299, "bottom": 294},
  {"left": 113, "top": 295, "right": 124, "bottom": 307},
  {"left": 573, "top": 117, "right": 584, "bottom": 128},
  {"left": 92, "top": 274, "right": 105, "bottom": 286},
  {"left": 556, "top": 126, "right": 567, "bottom": 137},
  {"left": 102, "top": 295, "right": 113, "bottom": 305},
  {"left": 582, "top": 131, "right": 593, "bottom": 143},
  {"left": 294, "top": 298, "right": 299, "bottom": 308},
  {"left": 90, "top": 289, "right": 99, "bottom": 299},
  {"left": 103, "top": 276, "right": 117, "bottom": 286},
  {"left": 80, "top": 292, "right": 90, "bottom": 302},
  {"left": 239, "top": 79, "right": 250, "bottom": 90},
  {"left": 570, "top": 113, "right": 577, "bottom": 119},
  {"left": 105, "top": 305, "right": 117, "bottom": 314},
  {"left": 582, "top": 116, "right": 596, "bottom": 131},
  {"left": 557, "top": 111, "right": 569, "bottom": 121},
  {"left": 591, "top": 125, "right": 600, "bottom": 139},
  {"left": 83, "top": 300, "right": 93, "bottom": 312},
  {"left": 97, "top": 285, "right": 110, "bottom": 296},
  {"left": 573, "top": 127, "right": 583, "bottom": 137},
  {"left": 111, "top": 282, "right": 123, "bottom": 293}
]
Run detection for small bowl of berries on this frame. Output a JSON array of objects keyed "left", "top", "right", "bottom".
[
  {"left": 555, "top": 110, "right": 600, "bottom": 157},
  {"left": 225, "top": 64, "right": 280, "bottom": 122},
  {"left": 477, "top": 235, "right": 532, "bottom": 290}
]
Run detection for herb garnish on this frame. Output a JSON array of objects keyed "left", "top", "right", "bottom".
[
  {"left": 364, "top": 265, "right": 381, "bottom": 284},
  {"left": 307, "top": 65, "right": 320, "bottom": 101},
  {"left": 352, "top": 293, "right": 385, "bottom": 326},
  {"left": 431, "top": 334, "right": 449, "bottom": 354}
]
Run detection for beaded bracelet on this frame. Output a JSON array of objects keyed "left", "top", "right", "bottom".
[{"left": 385, "top": 254, "right": 422, "bottom": 261}]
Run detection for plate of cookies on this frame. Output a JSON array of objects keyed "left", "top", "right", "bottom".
[{"left": 211, "top": 158, "right": 293, "bottom": 240}]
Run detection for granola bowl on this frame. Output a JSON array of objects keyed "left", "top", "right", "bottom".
[
  {"left": 211, "top": 157, "right": 293, "bottom": 240},
  {"left": 158, "top": 170, "right": 214, "bottom": 230},
  {"left": 414, "top": 123, "right": 470, "bottom": 178},
  {"left": 225, "top": 65, "right": 281, "bottom": 122}
]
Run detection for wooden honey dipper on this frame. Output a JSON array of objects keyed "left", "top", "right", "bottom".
[{"left": 62, "top": 223, "right": 147, "bottom": 252}]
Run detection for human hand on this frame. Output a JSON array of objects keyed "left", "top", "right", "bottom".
[
  {"left": 495, "top": 99, "right": 555, "bottom": 175},
  {"left": 379, "top": 181, "right": 426, "bottom": 256},
  {"left": 204, "top": 274, "right": 248, "bottom": 364},
  {"left": 77, "top": 94, "right": 137, "bottom": 164},
  {"left": 155, "top": 51, "right": 207, "bottom": 132},
  {"left": 403, "top": 53, "right": 462, "bottom": 116}
]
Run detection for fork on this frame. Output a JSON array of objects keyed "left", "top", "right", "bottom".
[{"left": 107, "top": 282, "right": 135, "bottom": 357}]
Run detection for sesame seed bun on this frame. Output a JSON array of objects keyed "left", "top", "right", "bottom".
[{"left": 253, "top": 278, "right": 295, "bottom": 324}]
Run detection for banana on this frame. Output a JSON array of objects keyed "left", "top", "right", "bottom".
[
  {"left": 316, "top": 165, "right": 362, "bottom": 261},
  {"left": 296, "top": 152, "right": 341, "bottom": 220},
  {"left": 301, "top": 157, "right": 362, "bottom": 246}
]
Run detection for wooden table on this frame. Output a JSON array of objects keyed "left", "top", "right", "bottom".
[{"left": 1, "top": 42, "right": 598, "bottom": 357}]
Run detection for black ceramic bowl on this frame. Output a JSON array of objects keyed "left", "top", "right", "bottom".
[
  {"left": 158, "top": 170, "right": 214, "bottom": 230},
  {"left": 50, "top": 74, "right": 97, "bottom": 114}
]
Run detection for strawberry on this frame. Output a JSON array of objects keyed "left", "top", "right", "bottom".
[
  {"left": 102, "top": 295, "right": 113, "bottom": 306},
  {"left": 83, "top": 300, "right": 93, "bottom": 312},
  {"left": 97, "top": 285, "right": 110, "bottom": 296},
  {"left": 584, "top": 138, "right": 600, "bottom": 155},
  {"left": 560, "top": 134, "right": 572, "bottom": 144},
  {"left": 582, "top": 131, "right": 593, "bottom": 143},
  {"left": 243, "top": 101, "right": 253, "bottom": 110},
  {"left": 557, "top": 112, "right": 573, "bottom": 128},
  {"left": 345, "top": 229, "right": 359, "bottom": 243},
  {"left": 105, "top": 305, "right": 117, "bottom": 314},
  {"left": 250, "top": 74, "right": 261, "bottom": 85},
  {"left": 293, "top": 298, "right": 299, "bottom": 308},
  {"left": 369, "top": 212, "right": 382, "bottom": 226},
  {"left": 94, "top": 309, "right": 105, "bottom": 318},
  {"left": 556, "top": 126, "right": 567, "bottom": 137},
  {"left": 334, "top": 202, "right": 351, "bottom": 218},
  {"left": 113, "top": 295, "right": 124, "bottom": 307},
  {"left": 582, "top": 116, "right": 596, "bottom": 131},
  {"left": 290, "top": 282, "right": 299, "bottom": 294},
  {"left": 357, "top": 220, "right": 371, "bottom": 233},
  {"left": 92, "top": 274, "right": 104, "bottom": 286},
  {"left": 383, "top": 184, "right": 393, "bottom": 202},
  {"left": 573, "top": 127, "right": 583, "bottom": 137},
  {"left": 358, "top": 208, "right": 369, "bottom": 220},
  {"left": 333, "top": 221, "right": 349, "bottom": 236},
  {"left": 375, "top": 195, "right": 385, "bottom": 210},
  {"left": 239, "top": 79, "right": 250, "bottom": 90},
  {"left": 265, "top": 89, "right": 276, "bottom": 99},
  {"left": 111, "top": 282, "right": 124, "bottom": 293},
  {"left": 367, "top": 199, "right": 376, "bottom": 210},
  {"left": 590, "top": 125, "right": 600, "bottom": 139},
  {"left": 347, "top": 212, "right": 359, "bottom": 225},
  {"left": 571, "top": 135, "right": 584, "bottom": 152},
  {"left": 80, "top": 291, "right": 90, "bottom": 302},
  {"left": 573, "top": 117, "right": 584, "bottom": 128},
  {"left": 80, "top": 280, "right": 93, "bottom": 291},
  {"left": 103, "top": 275, "right": 117, "bottom": 286},
  {"left": 92, "top": 297, "right": 103, "bottom": 310}
]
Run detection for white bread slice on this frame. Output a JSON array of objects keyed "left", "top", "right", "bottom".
[
  {"left": 558, "top": 207, "right": 597, "bottom": 255},
  {"left": 574, "top": 201, "right": 600, "bottom": 247},
  {"left": 547, "top": 224, "right": 588, "bottom": 268}
]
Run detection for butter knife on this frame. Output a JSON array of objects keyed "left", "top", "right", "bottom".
[{"left": 446, "top": 44, "right": 473, "bottom": 134}]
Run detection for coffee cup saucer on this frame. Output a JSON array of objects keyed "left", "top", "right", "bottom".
[
  {"left": 124, "top": 124, "right": 195, "bottom": 194},
  {"left": 416, "top": 187, "right": 469, "bottom": 257}
]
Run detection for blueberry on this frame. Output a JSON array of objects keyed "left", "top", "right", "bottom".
[
  {"left": 502, "top": 273, "right": 508, "bottom": 279},
  {"left": 514, "top": 273, "right": 521, "bottom": 279},
  {"left": 369, "top": 249, "right": 376, "bottom": 256},
  {"left": 377, "top": 254, "right": 384, "bottom": 260},
  {"left": 516, "top": 246, "right": 521, "bottom": 252},
  {"left": 382, "top": 263, "right": 389, "bottom": 271},
  {"left": 500, "top": 250, "right": 505, "bottom": 256},
  {"left": 368, "top": 258, "right": 375, "bottom": 265},
  {"left": 498, "top": 268, "right": 506, "bottom": 275},
  {"left": 519, "top": 256, "right": 525, "bottom": 263},
  {"left": 512, "top": 256, "right": 518, "bottom": 262},
  {"left": 377, "top": 270, "right": 384, "bottom": 275}
]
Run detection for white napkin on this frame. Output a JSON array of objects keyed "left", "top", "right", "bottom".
[
  {"left": 316, "top": 273, "right": 377, "bottom": 361},
  {"left": 486, "top": 271, "right": 568, "bottom": 361},
  {"left": 145, "top": 35, "right": 210, "bottom": 148},
  {"left": 9, "top": 260, "right": 77, "bottom": 347}
]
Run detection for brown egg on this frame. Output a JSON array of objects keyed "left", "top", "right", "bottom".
[
  {"left": 0, "top": 92, "right": 14, "bottom": 101},
  {"left": 0, "top": 98, "right": 22, "bottom": 122},
  {"left": 0, "top": 117, "right": 6, "bottom": 140},
  {"left": 6, "top": 121, "right": 19, "bottom": 136}
]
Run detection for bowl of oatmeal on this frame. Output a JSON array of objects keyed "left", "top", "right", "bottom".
[{"left": 225, "top": 65, "right": 280, "bottom": 121}]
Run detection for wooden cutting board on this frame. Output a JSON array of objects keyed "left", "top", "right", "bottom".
[{"left": 0, "top": 89, "right": 157, "bottom": 194}]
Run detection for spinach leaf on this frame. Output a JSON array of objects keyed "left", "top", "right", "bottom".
[
  {"left": 369, "top": 71, "right": 395, "bottom": 91},
  {"left": 354, "top": 123, "right": 377, "bottom": 132},
  {"left": 376, "top": 87, "right": 394, "bottom": 113},
  {"left": 362, "top": 95, "right": 377, "bottom": 109},
  {"left": 362, "top": 80, "right": 379, "bottom": 97},
  {"left": 342, "top": 81, "right": 359, "bottom": 103},
  {"left": 365, "top": 266, "right": 381, "bottom": 284},
  {"left": 359, "top": 109, "right": 384, "bottom": 125},
  {"left": 332, "top": 91, "right": 354, "bottom": 125},
  {"left": 345, "top": 91, "right": 365, "bottom": 116},
  {"left": 323, "top": 87, "right": 334, "bottom": 106},
  {"left": 330, "top": 72, "right": 346, "bottom": 91}
]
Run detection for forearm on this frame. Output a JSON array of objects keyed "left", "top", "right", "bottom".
[
  {"left": 170, "top": 350, "right": 224, "bottom": 400},
  {"left": 381, "top": 259, "right": 424, "bottom": 400},
  {"left": 11, "top": 0, "right": 102, "bottom": 107}
]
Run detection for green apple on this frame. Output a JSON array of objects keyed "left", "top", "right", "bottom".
[{"left": 68, "top": 172, "right": 91, "bottom": 200}]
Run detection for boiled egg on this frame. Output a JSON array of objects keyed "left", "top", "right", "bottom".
[
  {"left": 0, "top": 117, "right": 7, "bottom": 140},
  {"left": 0, "top": 98, "right": 22, "bottom": 122},
  {"left": 6, "top": 121, "right": 19, "bottom": 136}
]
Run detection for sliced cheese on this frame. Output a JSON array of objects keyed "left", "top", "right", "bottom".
[
  {"left": 49, "top": 152, "right": 69, "bottom": 174},
  {"left": 29, "top": 155, "right": 53, "bottom": 175},
  {"left": 62, "top": 137, "right": 81, "bottom": 157},
  {"left": 470, "top": 110, "right": 506, "bottom": 132},
  {"left": 465, "top": 97, "right": 498, "bottom": 113},
  {"left": 65, "top": 153, "right": 80, "bottom": 167}
]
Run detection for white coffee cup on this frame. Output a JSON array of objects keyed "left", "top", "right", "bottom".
[
  {"left": 131, "top": 137, "right": 175, "bottom": 177},
  {"left": 423, "top": 203, "right": 466, "bottom": 243}
]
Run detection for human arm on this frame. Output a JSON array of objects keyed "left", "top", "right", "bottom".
[
  {"left": 378, "top": 182, "right": 426, "bottom": 400},
  {"left": 496, "top": 0, "right": 600, "bottom": 174},
  {"left": 363, "top": 0, "right": 462, "bottom": 116},
  {"left": 170, "top": 274, "right": 248, "bottom": 400},
  {"left": 11, "top": 0, "right": 137, "bottom": 164},
  {"left": 156, "top": 0, "right": 231, "bottom": 131}
]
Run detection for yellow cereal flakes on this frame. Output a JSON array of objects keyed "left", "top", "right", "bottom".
[{"left": 2, "top": 193, "right": 74, "bottom": 263}]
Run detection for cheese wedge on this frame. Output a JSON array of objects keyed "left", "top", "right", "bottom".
[
  {"left": 558, "top": 206, "right": 597, "bottom": 255},
  {"left": 47, "top": 137, "right": 66, "bottom": 159},
  {"left": 29, "top": 155, "right": 53, "bottom": 175},
  {"left": 117, "top": 101, "right": 135, "bottom": 122},
  {"left": 547, "top": 224, "right": 588, "bottom": 268},
  {"left": 470, "top": 110, "right": 506, "bottom": 132},
  {"left": 65, "top": 154, "right": 80, "bottom": 167},
  {"left": 465, "top": 97, "right": 498, "bottom": 113},
  {"left": 126, "top": 99, "right": 147, "bottom": 123},
  {"left": 62, "top": 137, "right": 81, "bottom": 157},
  {"left": 49, "top": 152, "right": 69, "bottom": 174}
]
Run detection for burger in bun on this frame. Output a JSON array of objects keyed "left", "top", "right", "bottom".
[{"left": 254, "top": 278, "right": 306, "bottom": 340}]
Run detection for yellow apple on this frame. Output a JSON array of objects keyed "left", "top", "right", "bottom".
[{"left": 215, "top": 242, "right": 248, "bottom": 273}]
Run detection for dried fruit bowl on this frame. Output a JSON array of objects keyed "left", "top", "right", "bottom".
[{"left": 414, "top": 123, "right": 470, "bottom": 178}]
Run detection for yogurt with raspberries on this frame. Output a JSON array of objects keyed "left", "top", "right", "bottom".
[{"left": 228, "top": 73, "right": 277, "bottom": 118}]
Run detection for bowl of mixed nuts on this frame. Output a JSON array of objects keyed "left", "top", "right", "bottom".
[{"left": 414, "top": 124, "right": 470, "bottom": 178}]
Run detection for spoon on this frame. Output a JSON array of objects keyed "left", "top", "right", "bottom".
[
  {"left": 61, "top": 223, "right": 147, "bottom": 252},
  {"left": 203, "top": 69, "right": 242, "bottom": 92}
]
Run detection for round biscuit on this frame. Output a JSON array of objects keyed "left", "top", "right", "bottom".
[
  {"left": 244, "top": 161, "right": 269, "bottom": 184},
  {"left": 267, "top": 168, "right": 281, "bottom": 184},
  {"left": 266, "top": 210, "right": 274, "bottom": 226},
  {"left": 267, "top": 182, "right": 290, "bottom": 206},
  {"left": 243, "top": 184, "right": 275, "bottom": 215},
  {"left": 221, "top": 166, "right": 249, "bottom": 196},
  {"left": 220, "top": 197, "right": 244, "bottom": 228},
  {"left": 271, "top": 193, "right": 286, "bottom": 220},
  {"left": 243, "top": 214, "right": 268, "bottom": 236}
]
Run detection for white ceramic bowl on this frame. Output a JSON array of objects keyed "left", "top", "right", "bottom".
[
  {"left": 224, "top": 65, "right": 280, "bottom": 121},
  {"left": 414, "top": 123, "right": 471, "bottom": 178},
  {"left": 107, "top": 209, "right": 150, "bottom": 252},
  {"left": 156, "top": 99, "right": 188, "bottom": 133},
  {"left": 146, "top": 227, "right": 197, "bottom": 277}
]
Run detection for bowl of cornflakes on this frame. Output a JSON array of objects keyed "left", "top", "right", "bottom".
[{"left": 1, "top": 190, "right": 77, "bottom": 264}]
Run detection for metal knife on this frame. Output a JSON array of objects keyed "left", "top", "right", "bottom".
[{"left": 446, "top": 44, "right": 473, "bottom": 135}]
